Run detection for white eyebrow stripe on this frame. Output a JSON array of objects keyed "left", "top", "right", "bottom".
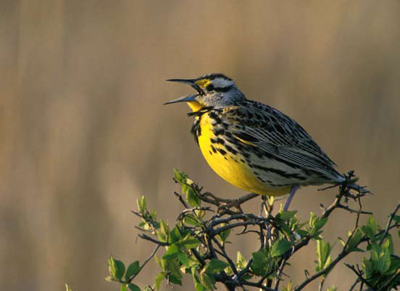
[{"left": 212, "top": 78, "right": 234, "bottom": 88}]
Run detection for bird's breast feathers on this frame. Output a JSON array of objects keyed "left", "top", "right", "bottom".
[{"left": 197, "top": 111, "right": 292, "bottom": 196}]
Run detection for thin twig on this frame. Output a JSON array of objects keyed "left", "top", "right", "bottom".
[
  {"left": 274, "top": 258, "right": 288, "bottom": 290},
  {"left": 138, "top": 234, "right": 169, "bottom": 246},
  {"left": 211, "top": 237, "right": 238, "bottom": 275},
  {"left": 348, "top": 278, "right": 360, "bottom": 291},
  {"left": 234, "top": 258, "right": 253, "bottom": 281},
  {"left": 294, "top": 250, "right": 349, "bottom": 291},
  {"left": 173, "top": 191, "right": 190, "bottom": 208},
  {"left": 128, "top": 245, "right": 161, "bottom": 282},
  {"left": 376, "top": 269, "right": 400, "bottom": 291},
  {"left": 345, "top": 264, "right": 376, "bottom": 291},
  {"left": 379, "top": 203, "right": 400, "bottom": 245},
  {"left": 337, "top": 204, "right": 372, "bottom": 215}
]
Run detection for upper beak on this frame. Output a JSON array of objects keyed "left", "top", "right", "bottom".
[{"left": 164, "top": 78, "right": 204, "bottom": 105}]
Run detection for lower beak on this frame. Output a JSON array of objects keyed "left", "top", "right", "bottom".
[{"left": 164, "top": 94, "right": 198, "bottom": 105}]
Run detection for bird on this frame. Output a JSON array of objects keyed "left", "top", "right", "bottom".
[{"left": 165, "top": 73, "right": 345, "bottom": 210}]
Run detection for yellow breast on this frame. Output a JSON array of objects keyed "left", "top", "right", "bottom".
[{"left": 197, "top": 113, "right": 291, "bottom": 196}]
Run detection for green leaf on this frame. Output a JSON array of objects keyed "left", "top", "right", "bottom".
[
  {"left": 371, "top": 244, "right": 379, "bottom": 262},
  {"left": 316, "top": 240, "right": 331, "bottom": 272},
  {"left": 192, "top": 270, "right": 206, "bottom": 291},
  {"left": 362, "top": 257, "right": 374, "bottom": 279},
  {"left": 200, "top": 273, "right": 214, "bottom": 290},
  {"left": 371, "top": 244, "right": 391, "bottom": 274},
  {"left": 173, "top": 169, "right": 201, "bottom": 207},
  {"left": 347, "top": 228, "right": 363, "bottom": 252},
  {"left": 361, "top": 215, "right": 377, "bottom": 238},
  {"left": 168, "top": 273, "right": 183, "bottom": 285},
  {"left": 277, "top": 210, "right": 297, "bottom": 221},
  {"left": 271, "top": 239, "right": 292, "bottom": 258},
  {"left": 154, "top": 272, "right": 165, "bottom": 290},
  {"left": 127, "top": 284, "right": 141, "bottom": 291},
  {"left": 186, "top": 187, "right": 201, "bottom": 207},
  {"left": 125, "top": 261, "right": 141, "bottom": 280},
  {"left": 296, "top": 229, "right": 309, "bottom": 237},
  {"left": 65, "top": 284, "right": 73, "bottom": 291},
  {"left": 165, "top": 258, "right": 182, "bottom": 285},
  {"left": 183, "top": 215, "right": 201, "bottom": 226},
  {"left": 236, "top": 251, "right": 247, "bottom": 269},
  {"left": 160, "top": 220, "right": 169, "bottom": 236},
  {"left": 174, "top": 169, "right": 187, "bottom": 184},
  {"left": 180, "top": 234, "right": 200, "bottom": 249},
  {"left": 217, "top": 223, "right": 231, "bottom": 244},
  {"left": 156, "top": 220, "right": 169, "bottom": 242},
  {"left": 378, "top": 250, "right": 391, "bottom": 274},
  {"left": 169, "top": 227, "right": 182, "bottom": 243},
  {"left": 314, "top": 218, "right": 328, "bottom": 233},
  {"left": 267, "top": 196, "right": 275, "bottom": 207},
  {"left": 108, "top": 257, "right": 117, "bottom": 279},
  {"left": 154, "top": 255, "right": 163, "bottom": 269},
  {"left": 204, "top": 259, "right": 229, "bottom": 274},
  {"left": 183, "top": 239, "right": 201, "bottom": 250},
  {"left": 150, "top": 210, "right": 157, "bottom": 221},
  {"left": 137, "top": 196, "right": 147, "bottom": 213},
  {"left": 109, "top": 256, "right": 125, "bottom": 281},
  {"left": 381, "top": 236, "right": 394, "bottom": 254},
  {"left": 387, "top": 257, "right": 400, "bottom": 276},
  {"left": 282, "top": 280, "right": 293, "bottom": 291},
  {"left": 121, "top": 285, "right": 128, "bottom": 291},
  {"left": 177, "top": 252, "right": 190, "bottom": 267},
  {"left": 115, "top": 260, "right": 126, "bottom": 280},
  {"left": 392, "top": 215, "right": 400, "bottom": 223},
  {"left": 251, "top": 250, "right": 269, "bottom": 276},
  {"left": 308, "top": 212, "right": 327, "bottom": 238},
  {"left": 163, "top": 244, "right": 180, "bottom": 260},
  {"left": 309, "top": 212, "right": 317, "bottom": 228}
]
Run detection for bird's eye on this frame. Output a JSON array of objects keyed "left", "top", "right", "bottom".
[{"left": 206, "top": 84, "right": 215, "bottom": 91}]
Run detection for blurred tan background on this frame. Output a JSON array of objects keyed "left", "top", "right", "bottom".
[{"left": 1, "top": 1, "right": 400, "bottom": 290}]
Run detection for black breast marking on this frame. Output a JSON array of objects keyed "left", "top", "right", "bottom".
[
  {"left": 191, "top": 118, "right": 201, "bottom": 144},
  {"left": 188, "top": 107, "right": 213, "bottom": 144}
]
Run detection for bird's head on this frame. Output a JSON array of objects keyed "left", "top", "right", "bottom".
[{"left": 165, "top": 73, "right": 245, "bottom": 112}]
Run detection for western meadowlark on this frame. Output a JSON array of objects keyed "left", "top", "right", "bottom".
[{"left": 165, "top": 73, "right": 345, "bottom": 209}]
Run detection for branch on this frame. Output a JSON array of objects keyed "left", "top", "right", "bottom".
[
  {"left": 118, "top": 170, "right": 391, "bottom": 291},
  {"left": 376, "top": 269, "right": 400, "bottom": 291},
  {"left": 201, "top": 192, "right": 259, "bottom": 208},
  {"left": 337, "top": 204, "right": 372, "bottom": 215},
  {"left": 379, "top": 203, "right": 400, "bottom": 245},
  {"left": 345, "top": 264, "right": 376, "bottom": 291},
  {"left": 294, "top": 249, "right": 349, "bottom": 291},
  {"left": 138, "top": 234, "right": 169, "bottom": 246},
  {"left": 127, "top": 245, "right": 160, "bottom": 282},
  {"left": 211, "top": 237, "right": 238, "bottom": 275}
]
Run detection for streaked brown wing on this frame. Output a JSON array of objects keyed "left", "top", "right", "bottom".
[{"left": 221, "top": 103, "right": 339, "bottom": 176}]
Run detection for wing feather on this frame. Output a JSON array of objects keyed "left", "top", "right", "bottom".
[{"left": 222, "top": 103, "right": 339, "bottom": 176}]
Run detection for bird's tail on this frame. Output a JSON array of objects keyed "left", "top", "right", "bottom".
[{"left": 340, "top": 170, "right": 370, "bottom": 196}]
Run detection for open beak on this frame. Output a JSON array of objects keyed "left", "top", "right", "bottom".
[{"left": 164, "top": 78, "right": 205, "bottom": 105}]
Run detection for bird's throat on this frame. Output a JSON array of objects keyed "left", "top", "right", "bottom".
[{"left": 187, "top": 101, "right": 204, "bottom": 112}]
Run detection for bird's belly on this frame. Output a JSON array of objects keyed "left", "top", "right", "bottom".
[{"left": 197, "top": 115, "right": 291, "bottom": 196}]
